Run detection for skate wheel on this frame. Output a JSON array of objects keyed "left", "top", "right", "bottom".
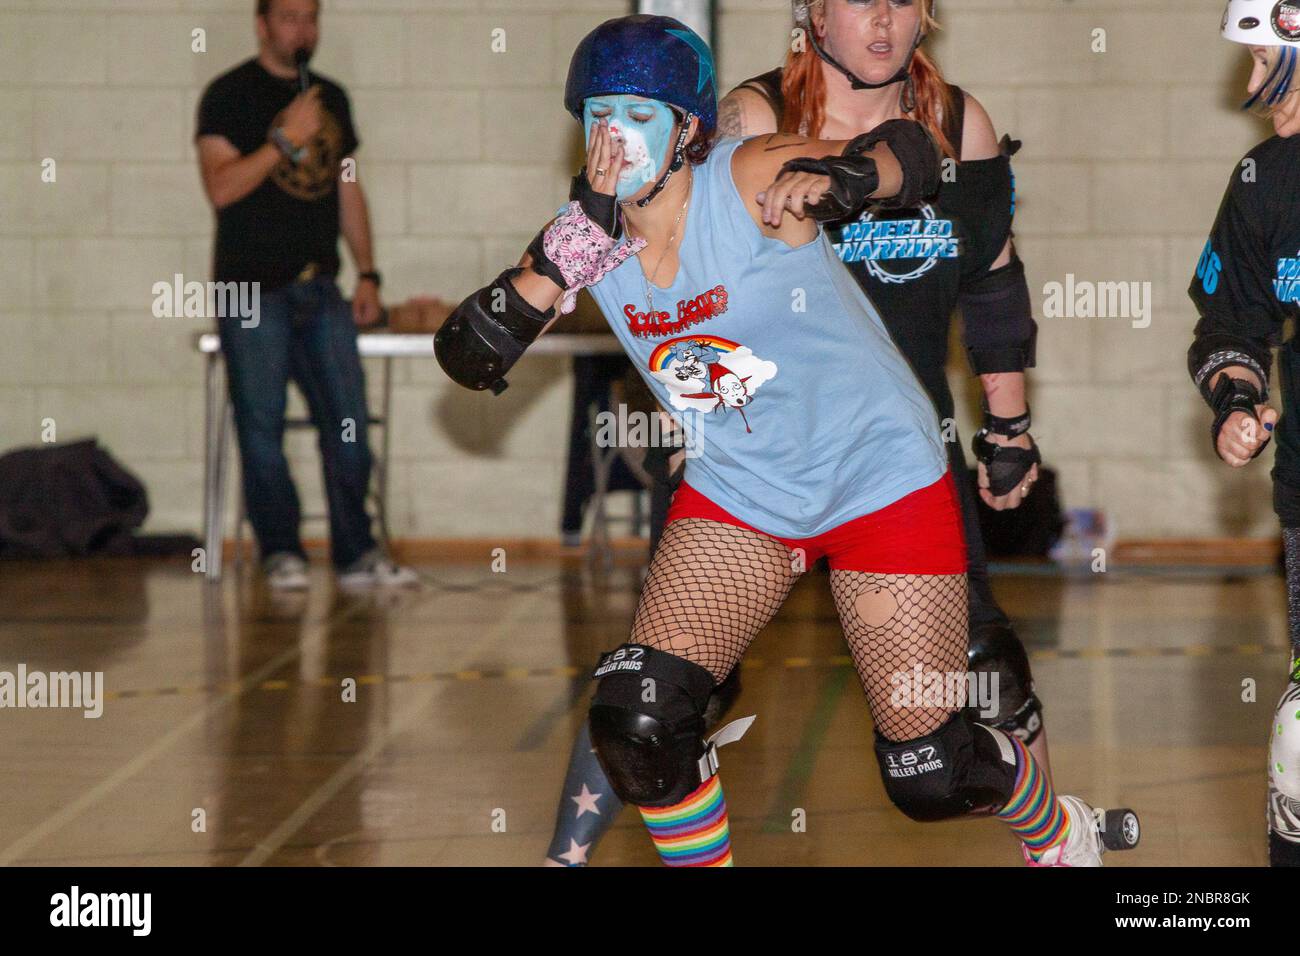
[{"left": 1100, "top": 808, "right": 1140, "bottom": 850}]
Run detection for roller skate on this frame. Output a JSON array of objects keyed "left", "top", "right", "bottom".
[{"left": 1021, "top": 795, "right": 1140, "bottom": 867}]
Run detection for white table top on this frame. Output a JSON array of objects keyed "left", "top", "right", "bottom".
[{"left": 194, "top": 331, "right": 624, "bottom": 357}]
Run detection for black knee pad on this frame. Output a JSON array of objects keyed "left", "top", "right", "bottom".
[
  {"left": 703, "top": 666, "right": 742, "bottom": 728},
  {"left": 588, "top": 644, "right": 716, "bottom": 808},
  {"left": 874, "top": 712, "right": 1019, "bottom": 822},
  {"left": 966, "top": 621, "right": 1044, "bottom": 744}
]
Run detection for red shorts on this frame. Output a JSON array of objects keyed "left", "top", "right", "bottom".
[{"left": 666, "top": 470, "right": 968, "bottom": 574}]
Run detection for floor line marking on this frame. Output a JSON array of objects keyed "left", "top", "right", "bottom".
[{"left": 237, "top": 593, "right": 547, "bottom": 866}]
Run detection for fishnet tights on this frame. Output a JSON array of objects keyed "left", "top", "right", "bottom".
[
  {"left": 631, "top": 519, "right": 799, "bottom": 681},
  {"left": 830, "top": 571, "right": 969, "bottom": 741},
  {"left": 631, "top": 520, "right": 970, "bottom": 743}
]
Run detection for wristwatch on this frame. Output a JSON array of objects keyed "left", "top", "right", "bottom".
[
  {"left": 270, "top": 126, "right": 306, "bottom": 164},
  {"left": 358, "top": 270, "right": 382, "bottom": 288}
]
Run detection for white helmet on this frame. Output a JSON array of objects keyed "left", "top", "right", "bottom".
[
  {"left": 1222, "top": 0, "right": 1300, "bottom": 46},
  {"left": 1223, "top": 0, "right": 1300, "bottom": 109}
]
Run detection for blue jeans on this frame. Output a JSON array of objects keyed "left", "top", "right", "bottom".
[{"left": 218, "top": 276, "right": 376, "bottom": 569}]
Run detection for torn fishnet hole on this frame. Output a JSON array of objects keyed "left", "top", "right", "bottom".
[
  {"left": 830, "top": 571, "right": 969, "bottom": 742},
  {"left": 630, "top": 518, "right": 801, "bottom": 682}
]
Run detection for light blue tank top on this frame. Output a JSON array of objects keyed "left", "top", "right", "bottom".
[{"left": 587, "top": 136, "right": 946, "bottom": 538}]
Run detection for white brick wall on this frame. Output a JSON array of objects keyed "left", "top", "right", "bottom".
[{"left": 0, "top": 0, "right": 1282, "bottom": 539}]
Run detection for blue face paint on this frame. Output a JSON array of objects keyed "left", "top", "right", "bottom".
[{"left": 582, "top": 95, "right": 680, "bottom": 201}]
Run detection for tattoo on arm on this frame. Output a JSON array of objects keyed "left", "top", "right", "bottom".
[
  {"left": 761, "top": 133, "right": 811, "bottom": 152},
  {"left": 717, "top": 96, "right": 745, "bottom": 139}
]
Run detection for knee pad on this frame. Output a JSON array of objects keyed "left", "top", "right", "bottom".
[
  {"left": 703, "top": 666, "right": 742, "bottom": 729},
  {"left": 874, "top": 712, "right": 1019, "bottom": 822},
  {"left": 1268, "top": 682, "right": 1300, "bottom": 847},
  {"left": 966, "top": 621, "right": 1044, "bottom": 745},
  {"left": 588, "top": 644, "right": 717, "bottom": 808}
]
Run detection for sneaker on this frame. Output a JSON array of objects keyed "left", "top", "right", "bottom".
[
  {"left": 264, "top": 552, "right": 309, "bottom": 591},
  {"left": 1021, "top": 795, "right": 1108, "bottom": 867},
  {"left": 336, "top": 549, "right": 421, "bottom": 590}
]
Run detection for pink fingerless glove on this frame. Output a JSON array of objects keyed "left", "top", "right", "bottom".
[{"left": 542, "top": 200, "right": 645, "bottom": 315}]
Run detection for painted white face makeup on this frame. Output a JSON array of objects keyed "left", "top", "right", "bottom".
[{"left": 583, "top": 95, "right": 680, "bottom": 201}]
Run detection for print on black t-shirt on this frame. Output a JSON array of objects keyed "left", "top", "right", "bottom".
[{"left": 196, "top": 58, "right": 360, "bottom": 291}]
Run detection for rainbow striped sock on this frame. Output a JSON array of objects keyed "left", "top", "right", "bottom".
[
  {"left": 996, "top": 735, "right": 1068, "bottom": 860},
  {"left": 638, "top": 775, "right": 733, "bottom": 867}
]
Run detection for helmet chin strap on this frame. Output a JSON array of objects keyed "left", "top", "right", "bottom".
[
  {"left": 621, "top": 112, "right": 693, "bottom": 209},
  {"left": 808, "top": 22, "right": 923, "bottom": 94}
]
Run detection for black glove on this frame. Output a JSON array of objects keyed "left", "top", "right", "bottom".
[
  {"left": 570, "top": 169, "right": 622, "bottom": 239},
  {"left": 972, "top": 430, "right": 1042, "bottom": 498},
  {"left": 1209, "top": 373, "right": 1269, "bottom": 461}
]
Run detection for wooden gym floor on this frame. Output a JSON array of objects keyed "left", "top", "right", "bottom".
[{"left": 0, "top": 553, "right": 1285, "bottom": 866}]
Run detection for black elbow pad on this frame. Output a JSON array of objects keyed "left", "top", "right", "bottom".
[
  {"left": 961, "top": 257, "right": 1037, "bottom": 374},
  {"left": 434, "top": 268, "right": 553, "bottom": 395}
]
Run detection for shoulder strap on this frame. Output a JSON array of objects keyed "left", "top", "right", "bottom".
[
  {"left": 942, "top": 83, "right": 965, "bottom": 157},
  {"left": 736, "top": 67, "right": 785, "bottom": 131}
]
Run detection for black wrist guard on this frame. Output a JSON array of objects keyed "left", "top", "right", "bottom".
[
  {"left": 983, "top": 404, "right": 1031, "bottom": 439},
  {"left": 525, "top": 229, "right": 567, "bottom": 289},
  {"left": 1189, "top": 330, "right": 1271, "bottom": 405},
  {"left": 972, "top": 430, "right": 1042, "bottom": 497},
  {"left": 777, "top": 148, "right": 882, "bottom": 222},
  {"left": 570, "top": 170, "right": 622, "bottom": 239},
  {"left": 1209, "top": 373, "right": 1269, "bottom": 461},
  {"left": 434, "top": 268, "right": 554, "bottom": 395},
  {"left": 780, "top": 120, "right": 941, "bottom": 219},
  {"left": 525, "top": 173, "right": 623, "bottom": 290}
]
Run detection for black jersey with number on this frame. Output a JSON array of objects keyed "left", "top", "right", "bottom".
[
  {"left": 735, "top": 70, "right": 1016, "bottom": 422},
  {"left": 196, "top": 58, "right": 360, "bottom": 291},
  {"left": 1189, "top": 134, "right": 1300, "bottom": 483}
]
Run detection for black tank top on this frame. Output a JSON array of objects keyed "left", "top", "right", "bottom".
[{"left": 735, "top": 69, "right": 1016, "bottom": 421}]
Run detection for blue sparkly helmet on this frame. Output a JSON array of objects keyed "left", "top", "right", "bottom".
[{"left": 564, "top": 15, "right": 718, "bottom": 135}]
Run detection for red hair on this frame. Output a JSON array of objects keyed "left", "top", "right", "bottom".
[{"left": 780, "top": 17, "right": 957, "bottom": 159}]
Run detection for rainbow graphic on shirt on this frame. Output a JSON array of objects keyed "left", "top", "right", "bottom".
[
  {"left": 646, "top": 335, "right": 778, "bottom": 417},
  {"left": 647, "top": 335, "right": 743, "bottom": 372}
]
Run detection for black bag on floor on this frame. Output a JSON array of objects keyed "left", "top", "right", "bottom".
[
  {"left": 967, "top": 465, "right": 1066, "bottom": 558},
  {"left": 0, "top": 439, "right": 149, "bottom": 558}
]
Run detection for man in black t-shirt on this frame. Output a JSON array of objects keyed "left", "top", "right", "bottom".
[{"left": 196, "top": 0, "right": 415, "bottom": 590}]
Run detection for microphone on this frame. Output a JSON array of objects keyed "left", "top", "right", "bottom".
[{"left": 294, "top": 48, "right": 311, "bottom": 93}]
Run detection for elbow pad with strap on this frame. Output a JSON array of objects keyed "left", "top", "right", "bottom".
[
  {"left": 434, "top": 268, "right": 553, "bottom": 395},
  {"left": 961, "top": 257, "right": 1038, "bottom": 374}
]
